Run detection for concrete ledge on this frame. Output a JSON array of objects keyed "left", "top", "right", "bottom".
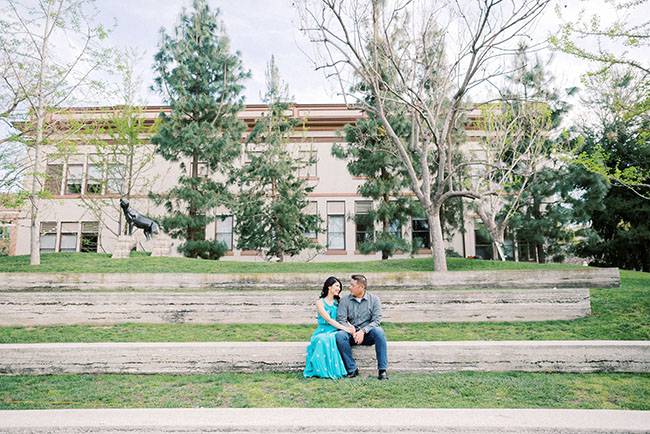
[
  {"left": 0, "top": 288, "right": 591, "bottom": 325},
  {"left": 0, "top": 268, "right": 620, "bottom": 291},
  {"left": 1, "top": 408, "right": 649, "bottom": 433},
  {"left": 1, "top": 341, "right": 647, "bottom": 376}
]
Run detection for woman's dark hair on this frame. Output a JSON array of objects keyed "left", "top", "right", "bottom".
[{"left": 320, "top": 276, "right": 342, "bottom": 301}]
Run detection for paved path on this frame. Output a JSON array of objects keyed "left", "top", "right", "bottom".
[{"left": 0, "top": 408, "right": 648, "bottom": 433}]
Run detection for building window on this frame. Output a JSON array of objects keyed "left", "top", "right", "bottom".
[
  {"left": 327, "top": 201, "right": 345, "bottom": 250},
  {"left": 244, "top": 148, "right": 263, "bottom": 165},
  {"left": 388, "top": 219, "right": 402, "bottom": 239},
  {"left": 355, "top": 201, "right": 373, "bottom": 249},
  {"left": 106, "top": 162, "right": 124, "bottom": 194},
  {"left": 60, "top": 222, "right": 79, "bottom": 252},
  {"left": 216, "top": 215, "right": 233, "bottom": 250},
  {"left": 40, "top": 222, "right": 57, "bottom": 254},
  {"left": 474, "top": 221, "right": 493, "bottom": 260},
  {"left": 303, "top": 201, "right": 318, "bottom": 239},
  {"left": 299, "top": 148, "right": 317, "bottom": 178},
  {"left": 66, "top": 164, "right": 83, "bottom": 194},
  {"left": 86, "top": 163, "right": 103, "bottom": 194},
  {"left": 81, "top": 222, "right": 99, "bottom": 253},
  {"left": 0, "top": 224, "right": 11, "bottom": 256},
  {"left": 45, "top": 163, "right": 63, "bottom": 196},
  {"left": 197, "top": 162, "right": 209, "bottom": 178},
  {"left": 412, "top": 217, "right": 430, "bottom": 249}
]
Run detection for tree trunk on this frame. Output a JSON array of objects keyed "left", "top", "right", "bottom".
[
  {"left": 29, "top": 4, "right": 54, "bottom": 266},
  {"left": 29, "top": 110, "right": 44, "bottom": 265},
  {"left": 427, "top": 207, "right": 447, "bottom": 272},
  {"left": 536, "top": 243, "right": 546, "bottom": 264}
]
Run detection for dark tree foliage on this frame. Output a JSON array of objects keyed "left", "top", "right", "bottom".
[
  {"left": 150, "top": 0, "right": 249, "bottom": 259},
  {"left": 334, "top": 111, "right": 420, "bottom": 259},
  {"left": 574, "top": 120, "right": 650, "bottom": 271},
  {"left": 231, "top": 57, "right": 321, "bottom": 262}
]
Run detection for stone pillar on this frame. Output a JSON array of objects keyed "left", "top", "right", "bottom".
[
  {"left": 112, "top": 235, "right": 136, "bottom": 259},
  {"left": 151, "top": 236, "right": 172, "bottom": 257}
]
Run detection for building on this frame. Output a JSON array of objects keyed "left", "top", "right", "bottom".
[{"left": 14, "top": 103, "right": 480, "bottom": 261}]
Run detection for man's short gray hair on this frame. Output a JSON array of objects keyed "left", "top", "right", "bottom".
[{"left": 351, "top": 274, "right": 367, "bottom": 289}]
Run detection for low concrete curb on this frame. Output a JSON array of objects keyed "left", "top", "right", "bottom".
[
  {"left": 0, "top": 288, "right": 591, "bottom": 325},
  {"left": 0, "top": 408, "right": 649, "bottom": 433},
  {"left": 1, "top": 341, "right": 647, "bottom": 376},
  {"left": 0, "top": 268, "right": 620, "bottom": 291}
]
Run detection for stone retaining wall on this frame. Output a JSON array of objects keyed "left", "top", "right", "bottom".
[
  {"left": 1, "top": 341, "right": 647, "bottom": 375},
  {"left": 0, "top": 268, "right": 620, "bottom": 291},
  {"left": 0, "top": 288, "right": 591, "bottom": 325}
]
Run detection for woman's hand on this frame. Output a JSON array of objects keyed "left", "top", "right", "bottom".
[{"left": 343, "top": 323, "right": 356, "bottom": 334}]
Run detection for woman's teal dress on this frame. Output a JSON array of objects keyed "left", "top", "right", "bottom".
[{"left": 303, "top": 299, "right": 348, "bottom": 379}]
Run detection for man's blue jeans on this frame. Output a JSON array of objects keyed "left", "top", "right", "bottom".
[{"left": 335, "top": 327, "right": 388, "bottom": 373}]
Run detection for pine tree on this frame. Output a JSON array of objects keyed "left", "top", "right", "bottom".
[
  {"left": 333, "top": 107, "right": 418, "bottom": 259},
  {"left": 231, "top": 56, "right": 321, "bottom": 262},
  {"left": 151, "top": 0, "right": 248, "bottom": 259}
]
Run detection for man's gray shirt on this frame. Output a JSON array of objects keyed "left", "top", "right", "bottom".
[{"left": 336, "top": 291, "right": 382, "bottom": 334}]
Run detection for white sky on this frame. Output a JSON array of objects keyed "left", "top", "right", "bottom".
[
  {"left": 98, "top": 0, "right": 343, "bottom": 105},
  {"left": 97, "top": 0, "right": 646, "bottom": 107}
]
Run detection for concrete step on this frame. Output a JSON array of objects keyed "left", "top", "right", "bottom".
[
  {"left": 1, "top": 341, "right": 648, "bottom": 376},
  {"left": 0, "top": 268, "right": 620, "bottom": 291},
  {"left": 0, "top": 408, "right": 648, "bottom": 433},
  {"left": 0, "top": 288, "right": 591, "bottom": 325}
]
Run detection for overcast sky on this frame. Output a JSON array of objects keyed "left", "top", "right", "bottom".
[
  {"left": 98, "top": 0, "right": 342, "bottom": 105},
  {"left": 92, "top": 0, "right": 645, "bottom": 106}
]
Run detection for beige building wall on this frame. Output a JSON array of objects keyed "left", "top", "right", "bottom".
[{"left": 14, "top": 104, "right": 476, "bottom": 261}]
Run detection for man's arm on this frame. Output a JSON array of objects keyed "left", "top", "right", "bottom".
[
  {"left": 336, "top": 296, "right": 348, "bottom": 326},
  {"left": 362, "top": 293, "right": 382, "bottom": 333}
]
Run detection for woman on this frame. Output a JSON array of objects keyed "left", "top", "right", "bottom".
[{"left": 303, "top": 276, "right": 355, "bottom": 379}]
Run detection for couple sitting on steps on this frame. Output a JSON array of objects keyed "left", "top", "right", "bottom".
[{"left": 303, "top": 274, "right": 388, "bottom": 380}]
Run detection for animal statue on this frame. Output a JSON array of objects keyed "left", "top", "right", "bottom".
[{"left": 120, "top": 198, "right": 160, "bottom": 240}]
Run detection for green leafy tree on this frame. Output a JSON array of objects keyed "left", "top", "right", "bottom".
[
  {"left": 1, "top": 0, "right": 112, "bottom": 265},
  {"left": 231, "top": 56, "right": 321, "bottom": 262},
  {"left": 151, "top": 0, "right": 249, "bottom": 259},
  {"left": 78, "top": 49, "right": 161, "bottom": 247},
  {"left": 572, "top": 118, "right": 650, "bottom": 271},
  {"left": 552, "top": 0, "right": 650, "bottom": 198},
  {"left": 473, "top": 45, "right": 564, "bottom": 261}
]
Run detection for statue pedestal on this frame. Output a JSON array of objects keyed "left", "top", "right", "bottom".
[
  {"left": 112, "top": 235, "right": 136, "bottom": 259},
  {"left": 151, "top": 237, "right": 172, "bottom": 257}
]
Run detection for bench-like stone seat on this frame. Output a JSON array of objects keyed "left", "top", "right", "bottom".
[
  {"left": 0, "top": 268, "right": 620, "bottom": 291},
  {"left": 1, "top": 341, "right": 647, "bottom": 376},
  {"left": 1, "top": 408, "right": 649, "bottom": 434},
  {"left": 0, "top": 288, "right": 591, "bottom": 325}
]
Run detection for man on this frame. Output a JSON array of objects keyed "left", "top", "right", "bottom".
[{"left": 335, "top": 274, "right": 388, "bottom": 380}]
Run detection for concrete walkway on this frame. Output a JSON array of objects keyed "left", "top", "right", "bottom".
[
  {"left": 0, "top": 408, "right": 648, "bottom": 433},
  {"left": 2, "top": 341, "right": 649, "bottom": 375}
]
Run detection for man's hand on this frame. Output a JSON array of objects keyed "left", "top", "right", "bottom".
[{"left": 353, "top": 329, "right": 365, "bottom": 344}]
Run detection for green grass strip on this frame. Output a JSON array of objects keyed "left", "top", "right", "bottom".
[
  {"left": 0, "top": 252, "right": 579, "bottom": 273},
  {"left": 2, "top": 271, "right": 648, "bottom": 343},
  {"left": 1, "top": 373, "right": 648, "bottom": 410}
]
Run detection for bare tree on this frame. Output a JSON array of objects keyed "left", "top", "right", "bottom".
[
  {"left": 72, "top": 49, "right": 162, "bottom": 249},
  {"left": 1, "top": 0, "right": 112, "bottom": 265},
  {"left": 473, "top": 101, "right": 551, "bottom": 260},
  {"left": 297, "top": 0, "right": 550, "bottom": 271}
]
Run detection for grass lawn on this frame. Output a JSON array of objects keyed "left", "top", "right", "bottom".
[
  {"left": 0, "top": 251, "right": 579, "bottom": 273},
  {"left": 1, "top": 253, "right": 648, "bottom": 411},
  {"left": 1, "top": 372, "right": 648, "bottom": 410}
]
